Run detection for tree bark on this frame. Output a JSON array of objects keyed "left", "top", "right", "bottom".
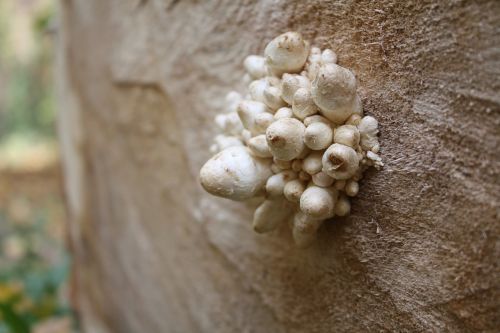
[{"left": 57, "top": 0, "right": 500, "bottom": 332}]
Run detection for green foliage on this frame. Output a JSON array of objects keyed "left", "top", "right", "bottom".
[
  {"left": 0, "top": 208, "right": 73, "bottom": 333},
  {"left": 0, "top": 1, "right": 56, "bottom": 143}
]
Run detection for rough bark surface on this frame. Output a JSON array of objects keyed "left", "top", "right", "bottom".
[{"left": 57, "top": 0, "right": 500, "bottom": 332}]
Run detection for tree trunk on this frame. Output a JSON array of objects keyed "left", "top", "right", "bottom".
[{"left": 57, "top": 0, "right": 500, "bottom": 332}]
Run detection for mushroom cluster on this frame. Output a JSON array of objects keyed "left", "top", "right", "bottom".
[{"left": 200, "top": 32, "right": 383, "bottom": 248}]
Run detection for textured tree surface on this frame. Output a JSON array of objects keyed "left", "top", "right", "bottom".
[{"left": 57, "top": 0, "right": 500, "bottom": 332}]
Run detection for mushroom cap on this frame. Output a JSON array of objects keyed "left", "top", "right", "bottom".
[
  {"left": 311, "top": 63, "right": 357, "bottom": 124},
  {"left": 299, "top": 186, "right": 336, "bottom": 219},
  {"left": 322, "top": 143, "right": 360, "bottom": 180},
  {"left": 333, "top": 125, "right": 360, "bottom": 148},
  {"left": 266, "top": 118, "right": 306, "bottom": 161},
  {"left": 264, "top": 32, "right": 310, "bottom": 75},
  {"left": 304, "top": 122, "right": 333, "bottom": 150},
  {"left": 199, "top": 146, "right": 272, "bottom": 200}
]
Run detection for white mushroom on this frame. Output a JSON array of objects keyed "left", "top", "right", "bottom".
[
  {"left": 345, "top": 180, "right": 359, "bottom": 197},
  {"left": 345, "top": 114, "right": 362, "bottom": 126},
  {"left": 311, "top": 63, "right": 358, "bottom": 124},
  {"left": 273, "top": 158, "right": 292, "bottom": 170},
  {"left": 358, "top": 116, "right": 380, "bottom": 153},
  {"left": 298, "top": 170, "right": 311, "bottom": 182},
  {"left": 334, "top": 194, "right": 351, "bottom": 216},
  {"left": 281, "top": 73, "right": 310, "bottom": 104},
  {"left": 211, "top": 134, "right": 243, "bottom": 153},
  {"left": 292, "top": 212, "right": 324, "bottom": 248},
  {"left": 263, "top": 86, "right": 286, "bottom": 110},
  {"left": 321, "top": 49, "right": 337, "bottom": 64},
  {"left": 248, "top": 135, "right": 272, "bottom": 158},
  {"left": 265, "top": 170, "right": 297, "bottom": 197},
  {"left": 283, "top": 179, "right": 305, "bottom": 203},
  {"left": 200, "top": 146, "right": 272, "bottom": 200},
  {"left": 302, "top": 151, "right": 323, "bottom": 175},
  {"left": 237, "top": 100, "right": 269, "bottom": 134},
  {"left": 291, "top": 159, "right": 302, "bottom": 172},
  {"left": 299, "top": 186, "right": 337, "bottom": 219},
  {"left": 243, "top": 55, "right": 268, "bottom": 79},
  {"left": 264, "top": 31, "right": 310, "bottom": 76},
  {"left": 304, "top": 122, "right": 333, "bottom": 150},
  {"left": 253, "top": 112, "right": 274, "bottom": 134},
  {"left": 334, "top": 180, "right": 346, "bottom": 190},
  {"left": 214, "top": 112, "right": 244, "bottom": 136},
  {"left": 274, "top": 107, "right": 294, "bottom": 119},
  {"left": 333, "top": 125, "right": 360, "bottom": 148},
  {"left": 253, "top": 198, "right": 292, "bottom": 233},
  {"left": 292, "top": 88, "right": 318, "bottom": 119},
  {"left": 312, "top": 171, "right": 334, "bottom": 187},
  {"left": 266, "top": 118, "right": 306, "bottom": 161},
  {"left": 201, "top": 32, "right": 384, "bottom": 248},
  {"left": 322, "top": 143, "right": 360, "bottom": 180},
  {"left": 303, "top": 114, "right": 331, "bottom": 127},
  {"left": 249, "top": 79, "right": 269, "bottom": 103},
  {"left": 224, "top": 91, "right": 243, "bottom": 113}
]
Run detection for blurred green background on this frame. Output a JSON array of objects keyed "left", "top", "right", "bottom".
[{"left": 0, "top": 0, "right": 75, "bottom": 332}]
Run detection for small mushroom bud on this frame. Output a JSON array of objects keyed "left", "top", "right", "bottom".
[
  {"left": 311, "top": 63, "right": 357, "bottom": 124},
  {"left": 292, "top": 212, "right": 323, "bottom": 248},
  {"left": 345, "top": 180, "right": 359, "bottom": 197},
  {"left": 244, "top": 55, "right": 268, "bottom": 79},
  {"left": 333, "top": 125, "right": 360, "bottom": 148},
  {"left": 200, "top": 146, "right": 272, "bottom": 200},
  {"left": 299, "top": 186, "right": 336, "bottom": 219},
  {"left": 358, "top": 116, "right": 380, "bottom": 152},
  {"left": 304, "top": 122, "right": 333, "bottom": 150},
  {"left": 334, "top": 180, "right": 346, "bottom": 190},
  {"left": 274, "top": 107, "right": 293, "bottom": 119},
  {"left": 291, "top": 159, "right": 302, "bottom": 172},
  {"left": 265, "top": 170, "right": 297, "bottom": 197},
  {"left": 237, "top": 100, "right": 269, "bottom": 134},
  {"left": 322, "top": 143, "right": 360, "bottom": 180},
  {"left": 298, "top": 170, "right": 311, "bottom": 182},
  {"left": 266, "top": 118, "right": 306, "bottom": 161},
  {"left": 212, "top": 134, "right": 243, "bottom": 153},
  {"left": 254, "top": 112, "right": 274, "bottom": 134},
  {"left": 345, "top": 114, "right": 362, "bottom": 126},
  {"left": 264, "top": 31, "right": 310, "bottom": 76},
  {"left": 292, "top": 88, "right": 317, "bottom": 120},
  {"left": 215, "top": 113, "right": 244, "bottom": 136},
  {"left": 302, "top": 151, "right": 323, "bottom": 175},
  {"left": 249, "top": 79, "right": 269, "bottom": 103},
  {"left": 253, "top": 198, "right": 291, "bottom": 233},
  {"left": 366, "top": 151, "right": 384, "bottom": 169},
  {"left": 273, "top": 158, "right": 291, "bottom": 170},
  {"left": 241, "top": 129, "right": 252, "bottom": 144},
  {"left": 284, "top": 179, "right": 305, "bottom": 203},
  {"left": 321, "top": 49, "right": 337, "bottom": 64},
  {"left": 248, "top": 135, "right": 272, "bottom": 158},
  {"left": 263, "top": 86, "right": 286, "bottom": 110},
  {"left": 297, "top": 146, "right": 311, "bottom": 159},
  {"left": 303, "top": 114, "right": 332, "bottom": 127},
  {"left": 334, "top": 194, "right": 351, "bottom": 216},
  {"left": 352, "top": 94, "right": 363, "bottom": 116},
  {"left": 281, "top": 73, "right": 310, "bottom": 104},
  {"left": 312, "top": 171, "right": 334, "bottom": 187},
  {"left": 310, "top": 47, "right": 321, "bottom": 57}
]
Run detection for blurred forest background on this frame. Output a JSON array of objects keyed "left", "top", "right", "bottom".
[{"left": 0, "top": 0, "right": 74, "bottom": 332}]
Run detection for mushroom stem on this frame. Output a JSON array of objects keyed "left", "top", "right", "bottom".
[{"left": 253, "top": 198, "right": 292, "bottom": 233}]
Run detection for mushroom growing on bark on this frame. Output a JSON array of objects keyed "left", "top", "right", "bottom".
[{"left": 199, "top": 32, "right": 383, "bottom": 247}]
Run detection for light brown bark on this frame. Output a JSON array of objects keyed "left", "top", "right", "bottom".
[{"left": 57, "top": 0, "right": 500, "bottom": 332}]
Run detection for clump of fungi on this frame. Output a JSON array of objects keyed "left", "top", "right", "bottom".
[{"left": 200, "top": 32, "right": 383, "bottom": 248}]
